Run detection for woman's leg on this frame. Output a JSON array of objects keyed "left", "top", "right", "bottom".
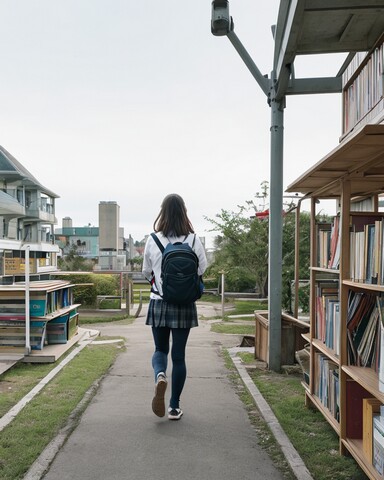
[
  {"left": 151, "top": 327, "right": 170, "bottom": 380},
  {"left": 169, "top": 328, "right": 190, "bottom": 409}
]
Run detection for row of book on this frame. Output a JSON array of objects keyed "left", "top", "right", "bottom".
[
  {"left": 318, "top": 215, "right": 384, "bottom": 284},
  {"left": 317, "top": 217, "right": 340, "bottom": 270},
  {"left": 350, "top": 218, "right": 384, "bottom": 284},
  {"left": 315, "top": 284, "right": 384, "bottom": 369},
  {"left": 314, "top": 352, "right": 339, "bottom": 421},
  {"left": 315, "top": 280, "right": 340, "bottom": 354},
  {"left": 342, "top": 42, "right": 384, "bottom": 134},
  {"left": 347, "top": 291, "right": 383, "bottom": 369}
]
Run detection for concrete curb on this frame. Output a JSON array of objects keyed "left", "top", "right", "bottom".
[
  {"left": 23, "top": 379, "right": 101, "bottom": 480},
  {"left": 228, "top": 347, "right": 314, "bottom": 480},
  {"left": 0, "top": 329, "right": 98, "bottom": 433}
]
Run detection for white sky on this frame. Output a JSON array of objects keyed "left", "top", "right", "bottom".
[{"left": 0, "top": 1, "right": 344, "bottom": 247}]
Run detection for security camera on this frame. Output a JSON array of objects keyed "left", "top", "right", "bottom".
[{"left": 211, "top": 0, "right": 234, "bottom": 36}]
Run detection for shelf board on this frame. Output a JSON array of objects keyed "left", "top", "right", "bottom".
[
  {"left": 343, "top": 365, "right": 384, "bottom": 402},
  {"left": 305, "top": 391, "right": 340, "bottom": 435},
  {"left": 302, "top": 332, "right": 310, "bottom": 343},
  {"left": 342, "top": 438, "right": 383, "bottom": 480},
  {"left": 310, "top": 267, "right": 340, "bottom": 275},
  {"left": 34, "top": 304, "right": 81, "bottom": 321},
  {"left": 301, "top": 381, "right": 310, "bottom": 393},
  {"left": 343, "top": 280, "right": 384, "bottom": 292},
  {"left": 312, "top": 338, "right": 340, "bottom": 364}
]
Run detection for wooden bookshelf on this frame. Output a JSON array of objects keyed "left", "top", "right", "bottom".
[
  {"left": 286, "top": 121, "right": 384, "bottom": 478},
  {"left": 0, "top": 280, "right": 80, "bottom": 354}
]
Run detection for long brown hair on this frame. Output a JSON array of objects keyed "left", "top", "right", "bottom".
[{"left": 153, "top": 193, "right": 195, "bottom": 236}]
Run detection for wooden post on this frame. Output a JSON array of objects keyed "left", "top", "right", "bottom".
[
  {"left": 126, "top": 281, "right": 131, "bottom": 315},
  {"left": 220, "top": 270, "right": 225, "bottom": 320}
]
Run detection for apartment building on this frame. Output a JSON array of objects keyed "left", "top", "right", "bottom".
[{"left": 0, "top": 145, "right": 59, "bottom": 284}]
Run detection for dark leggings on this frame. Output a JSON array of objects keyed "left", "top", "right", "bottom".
[{"left": 151, "top": 327, "right": 190, "bottom": 409}]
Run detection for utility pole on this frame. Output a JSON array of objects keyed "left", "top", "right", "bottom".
[{"left": 211, "top": 0, "right": 283, "bottom": 370}]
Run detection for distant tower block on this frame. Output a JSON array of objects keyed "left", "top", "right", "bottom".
[{"left": 99, "top": 201, "right": 120, "bottom": 252}]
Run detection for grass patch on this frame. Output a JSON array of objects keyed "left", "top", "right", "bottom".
[
  {"left": 229, "top": 299, "right": 267, "bottom": 316},
  {"left": 0, "top": 340, "right": 124, "bottom": 479},
  {"left": 210, "top": 323, "right": 255, "bottom": 335},
  {"left": 245, "top": 366, "right": 367, "bottom": 480},
  {"left": 221, "top": 350, "right": 295, "bottom": 479}
]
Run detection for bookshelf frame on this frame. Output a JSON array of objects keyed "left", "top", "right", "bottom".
[{"left": 287, "top": 123, "right": 384, "bottom": 479}]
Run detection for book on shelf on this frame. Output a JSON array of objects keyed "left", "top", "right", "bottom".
[
  {"left": 373, "top": 415, "right": 384, "bottom": 475},
  {"left": 317, "top": 224, "right": 331, "bottom": 268},
  {"left": 347, "top": 291, "right": 381, "bottom": 368},
  {"left": 379, "top": 298, "right": 384, "bottom": 391},
  {"left": 315, "top": 280, "right": 338, "bottom": 344},
  {"left": 334, "top": 302, "right": 340, "bottom": 356},
  {"left": 356, "top": 302, "right": 380, "bottom": 367},
  {"left": 328, "top": 215, "right": 340, "bottom": 269},
  {"left": 324, "top": 298, "right": 339, "bottom": 353},
  {"left": 350, "top": 218, "right": 384, "bottom": 284},
  {"left": 365, "top": 223, "right": 377, "bottom": 284},
  {"left": 314, "top": 352, "right": 339, "bottom": 421}
]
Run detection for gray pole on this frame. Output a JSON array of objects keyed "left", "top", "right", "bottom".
[
  {"left": 268, "top": 88, "right": 284, "bottom": 371},
  {"left": 211, "top": 1, "right": 284, "bottom": 371},
  {"left": 227, "top": 30, "right": 284, "bottom": 372}
]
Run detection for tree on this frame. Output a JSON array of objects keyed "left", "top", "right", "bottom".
[
  {"left": 205, "top": 183, "right": 313, "bottom": 312},
  {"left": 206, "top": 206, "right": 269, "bottom": 295},
  {"left": 58, "top": 245, "right": 95, "bottom": 272}
]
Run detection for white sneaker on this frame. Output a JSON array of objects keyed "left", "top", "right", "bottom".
[
  {"left": 168, "top": 407, "right": 183, "bottom": 420},
  {"left": 152, "top": 373, "right": 167, "bottom": 417}
]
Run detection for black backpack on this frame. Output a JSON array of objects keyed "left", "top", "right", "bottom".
[{"left": 151, "top": 233, "right": 203, "bottom": 305}]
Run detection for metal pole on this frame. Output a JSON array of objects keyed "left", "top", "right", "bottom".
[
  {"left": 220, "top": 271, "right": 225, "bottom": 319},
  {"left": 227, "top": 31, "right": 269, "bottom": 95},
  {"left": 294, "top": 199, "right": 302, "bottom": 319},
  {"left": 25, "top": 245, "right": 31, "bottom": 355},
  {"left": 268, "top": 91, "right": 284, "bottom": 371}
]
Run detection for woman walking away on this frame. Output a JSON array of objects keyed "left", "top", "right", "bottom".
[{"left": 142, "top": 193, "right": 207, "bottom": 420}]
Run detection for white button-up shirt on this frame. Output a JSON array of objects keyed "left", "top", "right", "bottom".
[{"left": 142, "top": 232, "right": 208, "bottom": 300}]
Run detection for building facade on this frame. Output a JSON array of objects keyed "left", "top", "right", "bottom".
[
  {"left": 55, "top": 217, "right": 99, "bottom": 259},
  {"left": 0, "top": 145, "right": 60, "bottom": 284}
]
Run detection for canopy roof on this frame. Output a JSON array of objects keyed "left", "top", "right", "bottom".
[{"left": 286, "top": 124, "right": 384, "bottom": 198}]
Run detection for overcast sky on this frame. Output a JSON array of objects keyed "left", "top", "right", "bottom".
[{"left": 0, "top": 1, "right": 345, "bottom": 247}]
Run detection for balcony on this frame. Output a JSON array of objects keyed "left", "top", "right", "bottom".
[
  {"left": 25, "top": 202, "right": 56, "bottom": 223},
  {"left": 0, "top": 190, "right": 25, "bottom": 216}
]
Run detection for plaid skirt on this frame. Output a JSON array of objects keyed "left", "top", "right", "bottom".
[{"left": 146, "top": 299, "right": 198, "bottom": 328}]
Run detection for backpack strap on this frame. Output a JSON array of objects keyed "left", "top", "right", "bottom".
[
  {"left": 151, "top": 232, "right": 195, "bottom": 250},
  {"left": 151, "top": 233, "right": 165, "bottom": 253},
  {"left": 182, "top": 233, "right": 196, "bottom": 248}
]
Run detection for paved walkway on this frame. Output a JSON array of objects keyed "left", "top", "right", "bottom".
[{"left": 30, "top": 303, "right": 287, "bottom": 480}]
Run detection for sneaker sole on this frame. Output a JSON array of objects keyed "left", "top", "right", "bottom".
[{"left": 152, "top": 380, "right": 167, "bottom": 417}]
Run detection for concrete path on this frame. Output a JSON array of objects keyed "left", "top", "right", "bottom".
[{"left": 37, "top": 303, "right": 286, "bottom": 480}]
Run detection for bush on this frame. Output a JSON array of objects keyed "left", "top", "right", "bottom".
[
  {"left": 52, "top": 273, "right": 120, "bottom": 307},
  {"left": 204, "top": 265, "right": 256, "bottom": 293},
  {"left": 298, "top": 283, "right": 310, "bottom": 313}
]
